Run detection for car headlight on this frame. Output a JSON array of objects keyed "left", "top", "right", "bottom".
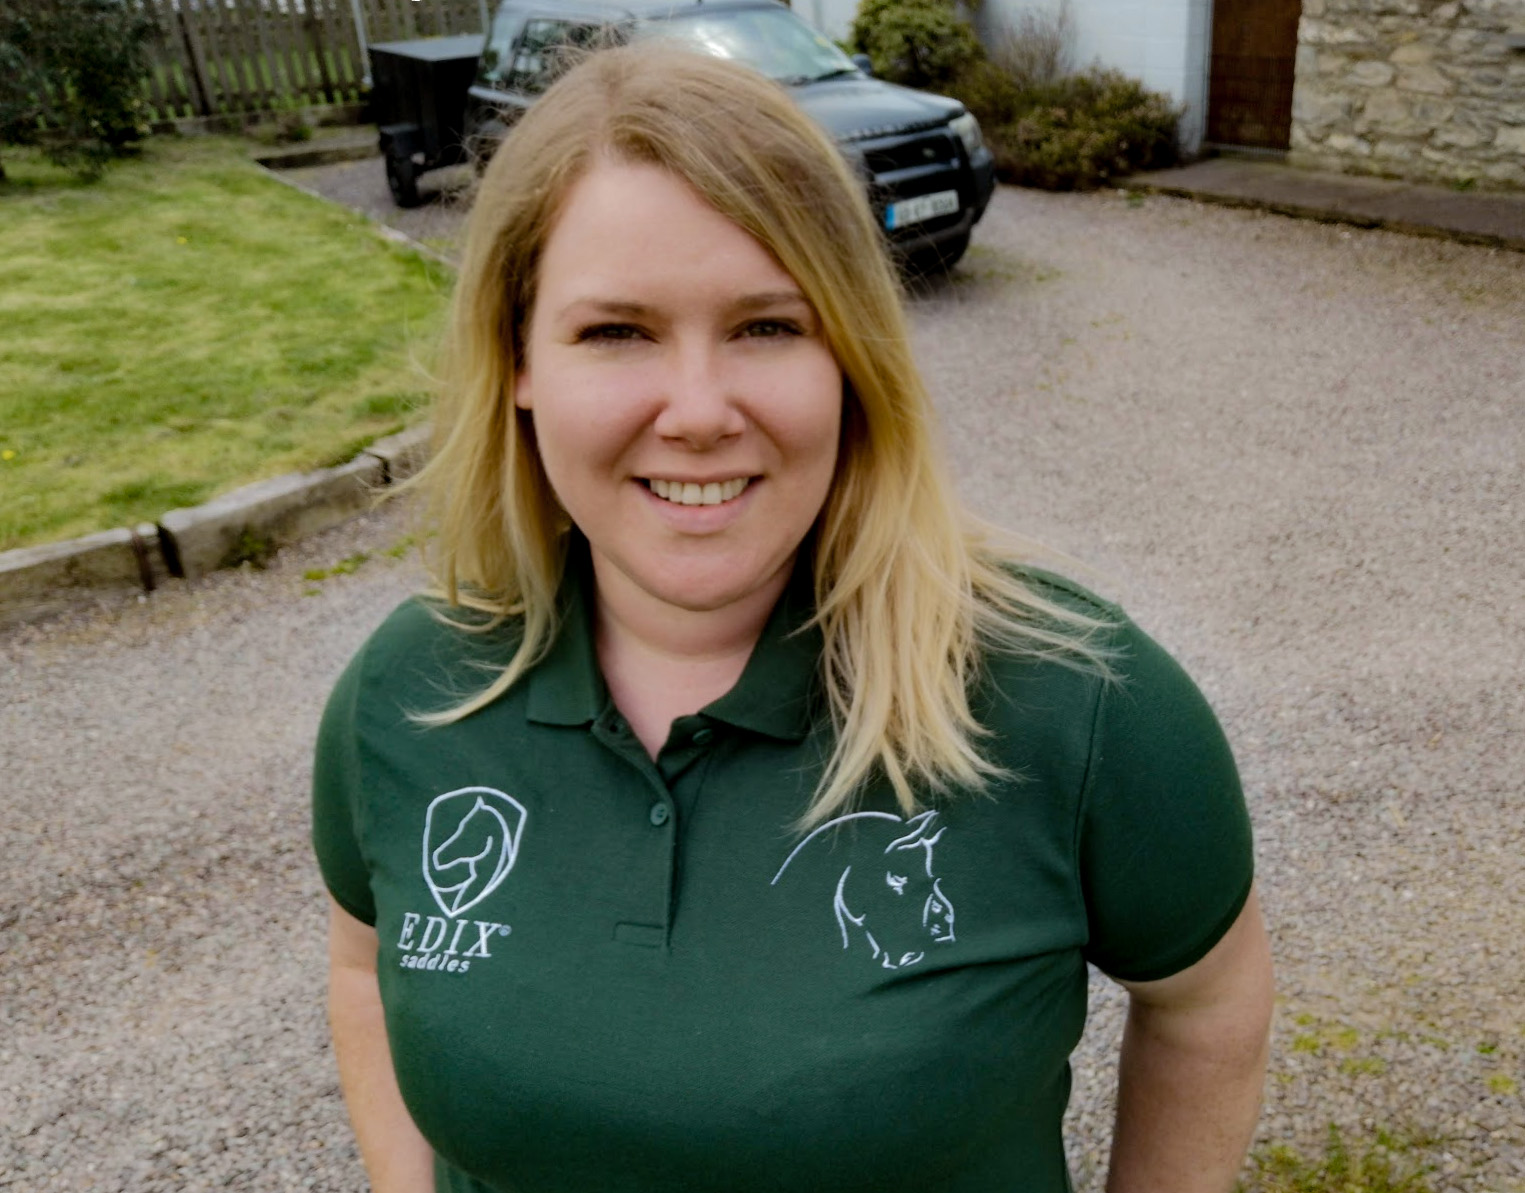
[{"left": 949, "top": 112, "right": 983, "bottom": 158}]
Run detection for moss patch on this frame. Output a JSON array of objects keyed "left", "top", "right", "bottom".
[{"left": 1238, "top": 1125, "right": 1437, "bottom": 1193}]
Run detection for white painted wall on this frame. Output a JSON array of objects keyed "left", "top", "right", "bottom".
[
  {"left": 808, "top": 0, "right": 860, "bottom": 44},
  {"left": 977, "top": 0, "right": 1212, "bottom": 151},
  {"left": 800, "top": 0, "right": 1213, "bottom": 154}
]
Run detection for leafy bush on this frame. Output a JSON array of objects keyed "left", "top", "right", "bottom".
[
  {"left": 849, "top": 0, "right": 983, "bottom": 91},
  {"left": 850, "top": 0, "right": 1180, "bottom": 190},
  {"left": 965, "top": 68, "right": 1182, "bottom": 191},
  {"left": 0, "top": 0, "right": 160, "bottom": 181},
  {"left": 0, "top": 32, "right": 48, "bottom": 179},
  {"left": 990, "top": 0, "right": 1074, "bottom": 91},
  {"left": 943, "top": 3, "right": 1074, "bottom": 131},
  {"left": 947, "top": 58, "right": 1026, "bottom": 128}
]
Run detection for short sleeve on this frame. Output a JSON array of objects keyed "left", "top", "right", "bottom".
[
  {"left": 1078, "top": 618, "right": 1253, "bottom": 982},
  {"left": 311, "top": 648, "right": 378, "bottom": 926}
]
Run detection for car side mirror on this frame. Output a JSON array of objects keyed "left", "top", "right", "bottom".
[{"left": 850, "top": 53, "right": 873, "bottom": 76}]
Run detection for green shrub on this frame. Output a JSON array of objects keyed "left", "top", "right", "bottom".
[
  {"left": 0, "top": 33, "right": 47, "bottom": 180},
  {"left": 849, "top": 0, "right": 1179, "bottom": 192},
  {"left": 980, "top": 69, "right": 1181, "bottom": 191},
  {"left": 0, "top": 0, "right": 160, "bottom": 181},
  {"left": 989, "top": 0, "right": 1074, "bottom": 91},
  {"left": 948, "top": 57, "right": 1027, "bottom": 128},
  {"left": 849, "top": 0, "right": 983, "bottom": 91},
  {"left": 944, "top": 3, "right": 1076, "bottom": 131}
]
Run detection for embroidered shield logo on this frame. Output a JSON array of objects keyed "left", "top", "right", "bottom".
[{"left": 422, "top": 787, "right": 528, "bottom": 918}]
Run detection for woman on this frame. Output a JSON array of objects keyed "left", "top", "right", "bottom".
[{"left": 313, "top": 42, "right": 1274, "bottom": 1193}]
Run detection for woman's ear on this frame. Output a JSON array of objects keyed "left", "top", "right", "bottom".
[{"left": 513, "top": 312, "right": 535, "bottom": 410}]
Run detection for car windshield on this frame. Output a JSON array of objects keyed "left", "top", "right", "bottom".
[{"left": 635, "top": 6, "right": 857, "bottom": 84}]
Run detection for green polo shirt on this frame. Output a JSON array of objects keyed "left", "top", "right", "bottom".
[{"left": 312, "top": 547, "right": 1253, "bottom": 1193}]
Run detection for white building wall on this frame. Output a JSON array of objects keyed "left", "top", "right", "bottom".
[
  {"left": 978, "top": 0, "right": 1212, "bottom": 151},
  {"left": 799, "top": 0, "right": 1213, "bottom": 155},
  {"left": 806, "top": 0, "right": 861, "bottom": 43}
]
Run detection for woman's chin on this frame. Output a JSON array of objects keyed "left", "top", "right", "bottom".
[
  {"left": 594, "top": 547, "right": 798, "bottom": 622},
  {"left": 637, "top": 567, "right": 785, "bottom": 617}
]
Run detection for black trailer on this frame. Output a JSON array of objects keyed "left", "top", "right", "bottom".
[{"left": 369, "top": 34, "right": 484, "bottom": 208}]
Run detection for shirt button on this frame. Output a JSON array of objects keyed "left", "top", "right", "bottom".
[
  {"left": 649, "top": 803, "right": 671, "bottom": 826},
  {"left": 692, "top": 727, "right": 714, "bottom": 746}
]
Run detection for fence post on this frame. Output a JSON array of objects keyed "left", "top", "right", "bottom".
[
  {"left": 175, "top": 6, "right": 215, "bottom": 117},
  {"left": 307, "top": 2, "right": 341, "bottom": 104},
  {"left": 247, "top": 0, "right": 285, "bottom": 111},
  {"left": 348, "top": 0, "right": 372, "bottom": 87}
]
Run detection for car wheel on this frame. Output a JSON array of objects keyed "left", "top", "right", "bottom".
[
  {"left": 909, "top": 231, "right": 970, "bottom": 276},
  {"left": 386, "top": 154, "right": 422, "bottom": 208}
]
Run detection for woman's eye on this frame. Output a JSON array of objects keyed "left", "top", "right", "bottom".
[
  {"left": 741, "top": 318, "right": 803, "bottom": 339},
  {"left": 576, "top": 323, "right": 645, "bottom": 343}
]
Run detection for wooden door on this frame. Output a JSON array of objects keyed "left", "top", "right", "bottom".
[{"left": 1207, "top": 0, "right": 1302, "bottom": 149}]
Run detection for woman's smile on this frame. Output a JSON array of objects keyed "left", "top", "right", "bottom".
[
  {"left": 642, "top": 476, "right": 753, "bottom": 506},
  {"left": 635, "top": 474, "right": 760, "bottom": 536}
]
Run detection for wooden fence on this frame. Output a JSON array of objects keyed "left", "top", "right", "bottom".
[{"left": 136, "top": 0, "right": 489, "bottom": 120}]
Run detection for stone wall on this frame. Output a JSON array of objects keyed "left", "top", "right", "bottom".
[{"left": 1289, "top": 0, "right": 1525, "bottom": 188}]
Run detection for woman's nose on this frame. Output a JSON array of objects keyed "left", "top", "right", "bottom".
[{"left": 652, "top": 344, "right": 746, "bottom": 447}]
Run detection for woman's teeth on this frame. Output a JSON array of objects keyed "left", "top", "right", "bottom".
[{"left": 648, "top": 477, "right": 750, "bottom": 506}]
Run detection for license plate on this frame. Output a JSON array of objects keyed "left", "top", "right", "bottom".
[{"left": 885, "top": 190, "right": 960, "bottom": 230}]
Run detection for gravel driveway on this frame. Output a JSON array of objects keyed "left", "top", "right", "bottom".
[{"left": 3, "top": 174, "right": 1523, "bottom": 1192}]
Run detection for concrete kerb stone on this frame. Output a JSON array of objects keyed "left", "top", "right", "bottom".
[
  {"left": 0, "top": 527, "right": 166, "bottom": 627},
  {"left": 251, "top": 140, "right": 379, "bottom": 171},
  {"left": 158, "top": 456, "right": 386, "bottom": 582},
  {"left": 0, "top": 433, "right": 433, "bottom": 626},
  {"left": 363, "top": 426, "right": 431, "bottom": 484}
]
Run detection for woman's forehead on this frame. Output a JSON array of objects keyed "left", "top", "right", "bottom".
[{"left": 529, "top": 160, "right": 810, "bottom": 316}]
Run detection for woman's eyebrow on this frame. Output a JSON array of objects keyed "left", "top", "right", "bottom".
[
  {"left": 556, "top": 291, "right": 812, "bottom": 320},
  {"left": 731, "top": 290, "right": 811, "bottom": 312},
  {"left": 557, "top": 298, "right": 654, "bottom": 320}
]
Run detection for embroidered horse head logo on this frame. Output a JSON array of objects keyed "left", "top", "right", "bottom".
[
  {"left": 422, "top": 787, "right": 528, "bottom": 918},
  {"left": 772, "top": 809, "right": 955, "bottom": 970}
]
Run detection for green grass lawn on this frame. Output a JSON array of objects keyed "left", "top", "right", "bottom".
[{"left": 0, "top": 137, "right": 449, "bottom": 552}]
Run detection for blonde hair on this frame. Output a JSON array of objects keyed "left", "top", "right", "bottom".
[{"left": 414, "top": 41, "right": 1112, "bottom": 826}]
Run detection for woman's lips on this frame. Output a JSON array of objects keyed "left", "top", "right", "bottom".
[{"left": 643, "top": 476, "right": 752, "bottom": 506}]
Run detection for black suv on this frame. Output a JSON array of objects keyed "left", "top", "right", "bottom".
[{"left": 462, "top": 0, "right": 996, "bottom": 269}]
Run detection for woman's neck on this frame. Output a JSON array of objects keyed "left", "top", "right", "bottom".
[{"left": 591, "top": 554, "right": 793, "bottom": 757}]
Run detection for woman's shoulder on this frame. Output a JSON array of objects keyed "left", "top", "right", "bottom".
[
  {"left": 1002, "top": 564, "right": 1124, "bottom": 626},
  {"left": 978, "top": 561, "right": 1128, "bottom": 675},
  {"left": 979, "top": 563, "right": 1208, "bottom": 716},
  {"left": 341, "top": 594, "right": 525, "bottom": 702},
  {"left": 357, "top": 592, "right": 505, "bottom": 651},
  {"left": 982, "top": 566, "right": 1236, "bottom": 785}
]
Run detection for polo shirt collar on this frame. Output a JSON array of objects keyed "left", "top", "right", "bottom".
[
  {"left": 702, "top": 552, "right": 821, "bottom": 742},
  {"left": 525, "top": 538, "right": 606, "bottom": 727},
  {"left": 525, "top": 537, "right": 822, "bottom": 742}
]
